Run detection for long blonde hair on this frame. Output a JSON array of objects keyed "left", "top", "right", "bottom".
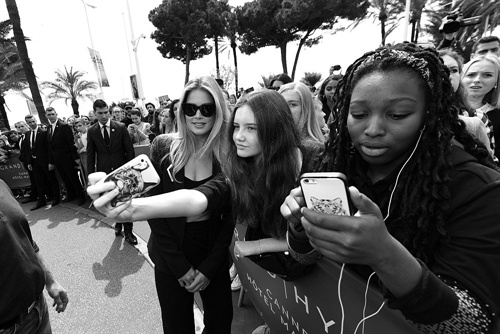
[
  {"left": 278, "top": 82, "right": 325, "bottom": 143},
  {"left": 168, "top": 76, "right": 229, "bottom": 178}
]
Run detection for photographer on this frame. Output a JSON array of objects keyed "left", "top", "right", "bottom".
[{"left": 437, "top": 10, "right": 482, "bottom": 58}]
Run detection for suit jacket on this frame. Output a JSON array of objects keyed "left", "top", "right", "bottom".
[
  {"left": 86, "top": 120, "right": 135, "bottom": 174},
  {"left": 24, "top": 128, "right": 50, "bottom": 166},
  {"left": 47, "top": 120, "right": 79, "bottom": 164}
]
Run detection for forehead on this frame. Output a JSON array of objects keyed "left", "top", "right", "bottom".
[
  {"left": 46, "top": 110, "right": 56, "bottom": 115},
  {"left": 476, "top": 41, "right": 500, "bottom": 52},
  {"left": 467, "top": 59, "right": 497, "bottom": 74},
  {"left": 186, "top": 89, "right": 214, "bottom": 104},
  {"left": 95, "top": 107, "right": 109, "bottom": 114},
  {"left": 234, "top": 104, "right": 256, "bottom": 123},
  {"left": 351, "top": 70, "right": 427, "bottom": 102},
  {"left": 281, "top": 90, "right": 300, "bottom": 101},
  {"left": 442, "top": 55, "right": 458, "bottom": 68}
]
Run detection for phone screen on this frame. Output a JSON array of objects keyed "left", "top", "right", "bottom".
[{"left": 300, "top": 173, "right": 351, "bottom": 216}]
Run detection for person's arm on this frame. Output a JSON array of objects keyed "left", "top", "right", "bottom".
[
  {"left": 234, "top": 238, "right": 288, "bottom": 258},
  {"left": 36, "top": 252, "right": 69, "bottom": 313},
  {"left": 87, "top": 175, "right": 208, "bottom": 221}
]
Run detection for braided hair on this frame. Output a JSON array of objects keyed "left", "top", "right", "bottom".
[{"left": 314, "top": 43, "right": 496, "bottom": 261}]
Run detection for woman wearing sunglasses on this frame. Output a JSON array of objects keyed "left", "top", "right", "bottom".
[{"left": 104, "top": 76, "right": 233, "bottom": 333}]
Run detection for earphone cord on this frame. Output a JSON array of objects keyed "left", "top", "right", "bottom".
[{"left": 339, "top": 128, "right": 425, "bottom": 334}]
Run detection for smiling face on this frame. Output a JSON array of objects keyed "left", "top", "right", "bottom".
[
  {"left": 131, "top": 114, "right": 142, "bottom": 126},
  {"left": 462, "top": 59, "right": 498, "bottom": 100},
  {"left": 184, "top": 89, "right": 215, "bottom": 138},
  {"left": 232, "top": 104, "right": 262, "bottom": 158},
  {"left": 347, "top": 70, "right": 427, "bottom": 181}
]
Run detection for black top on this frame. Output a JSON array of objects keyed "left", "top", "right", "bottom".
[{"left": 0, "top": 180, "right": 45, "bottom": 323}]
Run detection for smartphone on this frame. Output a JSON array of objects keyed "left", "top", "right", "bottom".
[
  {"left": 97, "top": 154, "right": 160, "bottom": 207},
  {"left": 300, "top": 172, "right": 352, "bottom": 216}
]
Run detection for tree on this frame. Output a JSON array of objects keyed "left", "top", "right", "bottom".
[
  {"left": 226, "top": 8, "right": 240, "bottom": 96},
  {"left": 5, "top": 0, "right": 47, "bottom": 124},
  {"left": 237, "top": 0, "right": 369, "bottom": 79},
  {"left": 211, "top": 64, "right": 235, "bottom": 92},
  {"left": 0, "top": 19, "right": 27, "bottom": 130},
  {"left": 301, "top": 72, "right": 322, "bottom": 88},
  {"left": 40, "top": 66, "right": 98, "bottom": 116},
  {"left": 149, "top": 0, "right": 213, "bottom": 84},
  {"left": 206, "top": 0, "right": 231, "bottom": 79},
  {"left": 425, "top": 0, "right": 500, "bottom": 62},
  {"left": 257, "top": 74, "right": 276, "bottom": 88}
]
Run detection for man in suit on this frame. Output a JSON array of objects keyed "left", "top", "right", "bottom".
[
  {"left": 13, "top": 121, "right": 38, "bottom": 204},
  {"left": 87, "top": 99, "right": 137, "bottom": 245},
  {"left": 24, "top": 115, "right": 61, "bottom": 210},
  {"left": 45, "top": 107, "right": 86, "bottom": 206}
]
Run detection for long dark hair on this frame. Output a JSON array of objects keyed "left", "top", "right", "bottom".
[
  {"left": 315, "top": 43, "right": 496, "bottom": 261},
  {"left": 224, "top": 90, "right": 301, "bottom": 239}
]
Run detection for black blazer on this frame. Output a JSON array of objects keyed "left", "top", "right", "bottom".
[
  {"left": 47, "top": 120, "right": 78, "bottom": 164},
  {"left": 86, "top": 120, "right": 135, "bottom": 174},
  {"left": 147, "top": 135, "right": 234, "bottom": 280},
  {"left": 24, "top": 128, "right": 50, "bottom": 166}
]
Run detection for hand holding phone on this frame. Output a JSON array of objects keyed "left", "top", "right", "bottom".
[
  {"left": 95, "top": 154, "right": 160, "bottom": 207},
  {"left": 300, "top": 172, "right": 352, "bottom": 216}
]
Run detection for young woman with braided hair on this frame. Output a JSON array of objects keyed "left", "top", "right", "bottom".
[{"left": 282, "top": 43, "right": 500, "bottom": 333}]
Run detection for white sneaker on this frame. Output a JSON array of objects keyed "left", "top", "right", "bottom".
[
  {"left": 229, "top": 263, "right": 237, "bottom": 281},
  {"left": 252, "top": 324, "right": 270, "bottom": 334},
  {"left": 231, "top": 274, "right": 241, "bottom": 291}
]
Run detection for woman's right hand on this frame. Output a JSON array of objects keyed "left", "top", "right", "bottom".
[
  {"left": 280, "top": 187, "right": 306, "bottom": 227},
  {"left": 87, "top": 172, "right": 134, "bottom": 221}
]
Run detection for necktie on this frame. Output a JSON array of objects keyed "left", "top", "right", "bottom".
[
  {"left": 49, "top": 126, "right": 53, "bottom": 142},
  {"left": 31, "top": 130, "right": 36, "bottom": 149},
  {"left": 103, "top": 125, "right": 110, "bottom": 146}
]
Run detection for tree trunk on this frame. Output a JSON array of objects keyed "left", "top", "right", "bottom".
[
  {"left": 185, "top": 44, "right": 191, "bottom": 84},
  {"left": 5, "top": 0, "right": 47, "bottom": 124},
  {"left": 381, "top": 19, "right": 386, "bottom": 46},
  {"left": 280, "top": 42, "right": 288, "bottom": 75},
  {"left": 71, "top": 98, "right": 79, "bottom": 116},
  {"left": 0, "top": 95, "right": 10, "bottom": 130},
  {"left": 291, "top": 31, "right": 312, "bottom": 81},
  {"left": 232, "top": 43, "right": 238, "bottom": 97},
  {"left": 214, "top": 36, "right": 220, "bottom": 79}
]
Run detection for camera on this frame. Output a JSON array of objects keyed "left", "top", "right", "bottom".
[{"left": 440, "top": 11, "right": 481, "bottom": 34}]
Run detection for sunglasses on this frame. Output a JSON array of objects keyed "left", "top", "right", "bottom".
[{"left": 182, "top": 103, "right": 216, "bottom": 117}]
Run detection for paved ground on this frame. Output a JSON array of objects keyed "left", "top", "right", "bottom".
[{"left": 19, "top": 198, "right": 262, "bottom": 334}]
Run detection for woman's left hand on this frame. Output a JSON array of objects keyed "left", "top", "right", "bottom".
[
  {"left": 185, "top": 270, "right": 210, "bottom": 293},
  {"left": 301, "top": 186, "right": 396, "bottom": 267},
  {"left": 234, "top": 240, "right": 260, "bottom": 259}
]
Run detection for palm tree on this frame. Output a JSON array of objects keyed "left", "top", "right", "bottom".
[
  {"left": 301, "top": 72, "right": 322, "bottom": 90},
  {"left": 40, "top": 67, "right": 98, "bottom": 116},
  {"left": 349, "top": 0, "right": 405, "bottom": 46},
  {"left": 0, "top": 19, "right": 27, "bottom": 130},
  {"left": 0, "top": 43, "right": 27, "bottom": 129},
  {"left": 5, "top": 0, "right": 47, "bottom": 124}
]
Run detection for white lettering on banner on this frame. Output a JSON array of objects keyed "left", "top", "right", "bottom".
[
  {"left": 317, "top": 306, "right": 335, "bottom": 333},
  {"left": 294, "top": 286, "right": 309, "bottom": 314},
  {"left": 245, "top": 268, "right": 337, "bottom": 333},
  {"left": 0, "top": 163, "right": 22, "bottom": 170}
]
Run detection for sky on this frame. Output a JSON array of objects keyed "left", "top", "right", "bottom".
[{"left": 0, "top": 0, "right": 427, "bottom": 126}]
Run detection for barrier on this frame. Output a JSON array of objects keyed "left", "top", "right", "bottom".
[
  {"left": 231, "top": 224, "right": 420, "bottom": 334},
  {"left": 0, "top": 152, "right": 31, "bottom": 189}
]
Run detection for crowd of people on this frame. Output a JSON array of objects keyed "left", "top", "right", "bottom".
[{"left": 2, "top": 34, "right": 500, "bottom": 334}]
